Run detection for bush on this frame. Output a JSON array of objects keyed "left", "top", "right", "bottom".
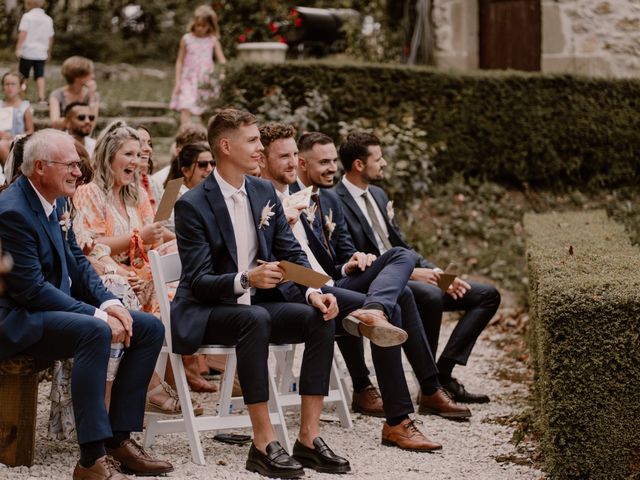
[
  {"left": 216, "top": 61, "right": 640, "bottom": 191},
  {"left": 524, "top": 210, "right": 640, "bottom": 479}
]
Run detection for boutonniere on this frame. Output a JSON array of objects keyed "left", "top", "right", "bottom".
[
  {"left": 305, "top": 203, "right": 317, "bottom": 224},
  {"left": 324, "top": 209, "right": 336, "bottom": 239},
  {"left": 259, "top": 201, "right": 275, "bottom": 229},
  {"left": 59, "top": 204, "right": 72, "bottom": 240},
  {"left": 386, "top": 200, "right": 395, "bottom": 222}
]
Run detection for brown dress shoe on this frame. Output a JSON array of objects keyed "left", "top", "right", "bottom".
[
  {"left": 106, "top": 438, "right": 174, "bottom": 476},
  {"left": 72, "top": 456, "right": 131, "bottom": 480},
  {"left": 342, "top": 309, "right": 408, "bottom": 347},
  {"left": 352, "top": 385, "right": 385, "bottom": 417},
  {"left": 418, "top": 388, "right": 472, "bottom": 419},
  {"left": 381, "top": 418, "right": 442, "bottom": 452}
]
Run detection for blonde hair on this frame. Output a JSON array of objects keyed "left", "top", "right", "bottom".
[
  {"left": 92, "top": 120, "right": 142, "bottom": 206},
  {"left": 188, "top": 5, "right": 220, "bottom": 37},
  {"left": 61, "top": 56, "right": 94, "bottom": 84}
]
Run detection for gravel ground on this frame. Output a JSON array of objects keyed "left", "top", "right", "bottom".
[{"left": 0, "top": 315, "right": 544, "bottom": 480}]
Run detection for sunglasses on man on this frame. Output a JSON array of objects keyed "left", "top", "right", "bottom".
[{"left": 76, "top": 114, "right": 96, "bottom": 122}]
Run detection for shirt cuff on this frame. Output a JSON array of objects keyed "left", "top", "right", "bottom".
[
  {"left": 234, "top": 272, "right": 249, "bottom": 295},
  {"left": 305, "top": 287, "right": 322, "bottom": 304},
  {"left": 94, "top": 308, "right": 108, "bottom": 322},
  {"left": 100, "top": 299, "right": 123, "bottom": 311},
  {"left": 433, "top": 267, "right": 444, "bottom": 274},
  {"left": 340, "top": 264, "right": 348, "bottom": 277}
]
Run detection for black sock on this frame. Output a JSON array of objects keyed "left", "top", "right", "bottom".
[
  {"left": 104, "top": 431, "right": 130, "bottom": 449},
  {"left": 421, "top": 374, "right": 441, "bottom": 395},
  {"left": 387, "top": 415, "right": 409, "bottom": 427},
  {"left": 437, "top": 357, "right": 456, "bottom": 383},
  {"left": 352, "top": 377, "right": 373, "bottom": 394},
  {"left": 79, "top": 440, "right": 106, "bottom": 468}
]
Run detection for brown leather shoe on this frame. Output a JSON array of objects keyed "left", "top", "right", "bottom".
[
  {"left": 352, "top": 385, "right": 385, "bottom": 417},
  {"left": 105, "top": 438, "right": 174, "bottom": 476},
  {"left": 418, "top": 388, "right": 472, "bottom": 419},
  {"left": 381, "top": 418, "right": 442, "bottom": 452},
  {"left": 342, "top": 309, "right": 408, "bottom": 347},
  {"left": 72, "top": 456, "right": 131, "bottom": 480}
]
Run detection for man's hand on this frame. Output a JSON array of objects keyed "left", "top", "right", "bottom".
[
  {"left": 105, "top": 305, "right": 133, "bottom": 346},
  {"left": 410, "top": 267, "right": 441, "bottom": 286},
  {"left": 344, "top": 252, "right": 376, "bottom": 275},
  {"left": 446, "top": 278, "right": 471, "bottom": 300},
  {"left": 247, "top": 262, "right": 284, "bottom": 289},
  {"left": 107, "top": 314, "right": 128, "bottom": 345},
  {"left": 284, "top": 203, "right": 306, "bottom": 226},
  {"left": 308, "top": 292, "right": 339, "bottom": 321}
]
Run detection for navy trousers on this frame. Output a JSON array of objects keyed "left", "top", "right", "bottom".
[{"left": 22, "top": 310, "right": 164, "bottom": 444}]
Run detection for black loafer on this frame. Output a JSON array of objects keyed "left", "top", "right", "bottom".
[
  {"left": 442, "top": 377, "right": 490, "bottom": 404},
  {"left": 292, "top": 437, "right": 351, "bottom": 474},
  {"left": 246, "top": 441, "right": 304, "bottom": 479}
]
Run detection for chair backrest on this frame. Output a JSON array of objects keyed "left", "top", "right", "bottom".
[{"left": 149, "top": 250, "right": 181, "bottom": 352}]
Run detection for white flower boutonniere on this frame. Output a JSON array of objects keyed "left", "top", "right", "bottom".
[
  {"left": 259, "top": 201, "right": 275, "bottom": 229},
  {"left": 324, "top": 209, "right": 336, "bottom": 239},
  {"left": 386, "top": 200, "right": 395, "bottom": 222},
  {"left": 305, "top": 203, "right": 317, "bottom": 225},
  {"left": 59, "top": 205, "right": 72, "bottom": 240}
]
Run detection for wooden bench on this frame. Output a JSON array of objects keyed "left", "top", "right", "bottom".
[{"left": 0, "top": 355, "right": 49, "bottom": 467}]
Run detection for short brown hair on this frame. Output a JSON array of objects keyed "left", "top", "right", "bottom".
[
  {"left": 297, "top": 131, "right": 334, "bottom": 154},
  {"left": 207, "top": 108, "right": 257, "bottom": 152},
  {"left": 259, "top": 123, "right": 296, "bottom": 155},
  {"left": 61, "top": 56, "right": 94, "bottom": 84},
  {"left": 175, "top": 123, "right": 208, "bottom": 149}
]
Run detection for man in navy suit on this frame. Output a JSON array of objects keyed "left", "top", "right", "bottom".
[
  {"left": 171, "top": 109, "right": 349, "bottom": 478},
  {"left": 335, "top": 131, "right": 501, "bottom": 404},
  {"left": 0, "top": 129, "right": 171, "bottom": 480}
]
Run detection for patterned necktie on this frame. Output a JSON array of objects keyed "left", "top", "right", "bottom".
[
  {"left": 362, "top": 191, "right": 392, "bottom": 251},
  {"left": 232, "top": 191, "right": 251, "bottom": 305},
  {"left": 310, "top": 193, "right": 332, "bottom": 254},
  {"left": 49, "top": 208, "right": 70, "bottom": 294}
]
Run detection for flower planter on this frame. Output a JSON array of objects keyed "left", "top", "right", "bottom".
[{"left": 236, "top": 42, "right": 289, "bottom": 63}]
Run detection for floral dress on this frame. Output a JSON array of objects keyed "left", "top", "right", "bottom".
[{"left": 169, "top": 33, "right": 216, "bottom": 115}]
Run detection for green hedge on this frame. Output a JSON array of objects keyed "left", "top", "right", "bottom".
[
  {"left": 218, "top": 61, "right": 640, "bottom": 190},
  {"left": 524, "top": 210, "right": 640, "bottom": 479}
]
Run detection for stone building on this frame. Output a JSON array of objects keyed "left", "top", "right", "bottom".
[{"left": 432, "top": 0, "right": 640, "bottom": 77}]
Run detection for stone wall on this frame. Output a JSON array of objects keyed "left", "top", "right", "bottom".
[{"left": 432, "top": 0, "right": 640, "bottom": 78}]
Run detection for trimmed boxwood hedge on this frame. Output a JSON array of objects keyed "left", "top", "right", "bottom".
[
  {"left": 218, "top": 61, "right": 640, "bottom": 190},
  {"left": 524, "top": 210, "right": 640, "bottom": 479}
]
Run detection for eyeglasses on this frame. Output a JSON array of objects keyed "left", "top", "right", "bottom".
[
  {"left": 197, "top": 160, "right": 215, "bottom": 169},
  {"left": 76, "top": 114, "right": 95, "bottom": 122},
  {"left": 45, "top": 160, "right": 82, "bottom": 172}
]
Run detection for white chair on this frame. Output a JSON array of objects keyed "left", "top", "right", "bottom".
[{"left": 143, "top": 250, "right": 292, "bottom": 465}]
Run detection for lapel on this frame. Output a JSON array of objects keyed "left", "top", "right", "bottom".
[
  {"left": 335, "top": 180, "right": 378, "bottom": 250},
  {"left": 245, "top": 178, "right": 269, "bottom": 260},
  {"left": 300, "top": 216, "right": 337, "bottom": 277},
  {"left": 369, "top": 186, "right": 404, "bottom": 245},
  {"left": 204, "top": 175, "right": 239, "bottom": 269}
]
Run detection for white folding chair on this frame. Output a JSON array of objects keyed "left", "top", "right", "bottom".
[{"left": 143, "top": 250, "right": 292, "bottom": 465}]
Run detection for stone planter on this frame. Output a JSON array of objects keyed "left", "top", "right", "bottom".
[{"left": 236, "top": 42, "right": 289, "bottom": 63}]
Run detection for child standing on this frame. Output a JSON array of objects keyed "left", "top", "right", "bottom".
[
  {"left": 15, "top": 0, "right": 54, "bottom": 104},
  {"left": 0, "top": 72, "right": 34, "bottom": 165},
  {"left": 170, "top": 5, "right": 226, "bottom": 126}
]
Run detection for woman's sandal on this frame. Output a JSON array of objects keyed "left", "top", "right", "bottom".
[{"left": 146, "top": 380, "right": 204, "bottom": 416}]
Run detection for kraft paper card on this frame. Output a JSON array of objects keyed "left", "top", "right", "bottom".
[
  {"left": 283, "top": 186, "right": 313, "bottom": 208},
  {"left": 437, "top": 273, "right": 457, "bottom": 292},
  {"left": 279, "top": 260, "right": 331, "bottom": 288},
  {"left": 0, "top": 107, "right": 13, "bottom": 132},
  {"left": 154, "top": 178, "right": 183, "bottom": 222}
]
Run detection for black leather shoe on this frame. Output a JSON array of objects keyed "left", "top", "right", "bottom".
[
  {"left": 442, "top": 377, "right": 490, "bottom": 404},
  {"left": 246, "top": 441, "right": 304, "bottom": 479},
  {"left": 292, "top": 438, "right": 351, "bottom": 474}
]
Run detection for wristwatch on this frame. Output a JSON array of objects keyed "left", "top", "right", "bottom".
[{"left": 240, "top": 270, "right": 250, "bottom": 290}]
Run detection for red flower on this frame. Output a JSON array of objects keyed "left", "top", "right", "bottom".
[
  {"left": 294, "top": 18, "right": 302, "bottom": 27},
  {"left": 277, "top": 35, "right": 287, "bottom": 44},
  {"left": 290, "top": 8, "right": 298, "bottom": 16},
  {"left": 239, "top": 34, "right": 247, "bottom": 42},
  {"left": 268, "top": 22, "right": 278, "bottom": 33}
]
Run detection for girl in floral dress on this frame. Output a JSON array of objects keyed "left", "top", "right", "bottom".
[{"left": 170, "top": 5, "right": 226, "bottom": 126}]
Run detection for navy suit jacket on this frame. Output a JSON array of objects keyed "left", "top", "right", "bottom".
[
  {"left": 171, "top": 174, "right": 312, "bottom": 354},
  {"left": 334, "top": 180, "right": 436, "bottom": 269},
  {"left": 289, "top": 183, "right": 357, "bottom": 280},
  {"left": 0, "top": 176, "right": 116, "bottom": 360}
]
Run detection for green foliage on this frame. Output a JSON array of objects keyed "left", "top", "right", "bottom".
[
  {"left": 524, "top": 210, "right": 640, "bottom": 479},
  {"left": 218, "top": 61, "right": 640, "bottom": 191}
]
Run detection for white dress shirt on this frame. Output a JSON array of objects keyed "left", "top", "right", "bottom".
[{"left": 28, "top": 179, "right": 121, "bottom": 321}]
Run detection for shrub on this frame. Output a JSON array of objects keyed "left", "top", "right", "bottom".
[
  {"left": 524, "top": 210, "right": 640, "bottom": 479},
  {"left": 217, "top": 61, "right": 640, "bottom": 191}
]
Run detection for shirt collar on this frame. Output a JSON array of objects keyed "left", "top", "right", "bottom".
[
  {"left": 27, "top": 178, "right": 55, "bottom": 218},
  {"left": 341, "top": 175, "right": 368, "bottom": 198},
  {"left": 275, "top": 185, "right": 290, "bottom": 201},
  {"left": 214, "top": 168, "right": 246, "bottom": 199}
]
